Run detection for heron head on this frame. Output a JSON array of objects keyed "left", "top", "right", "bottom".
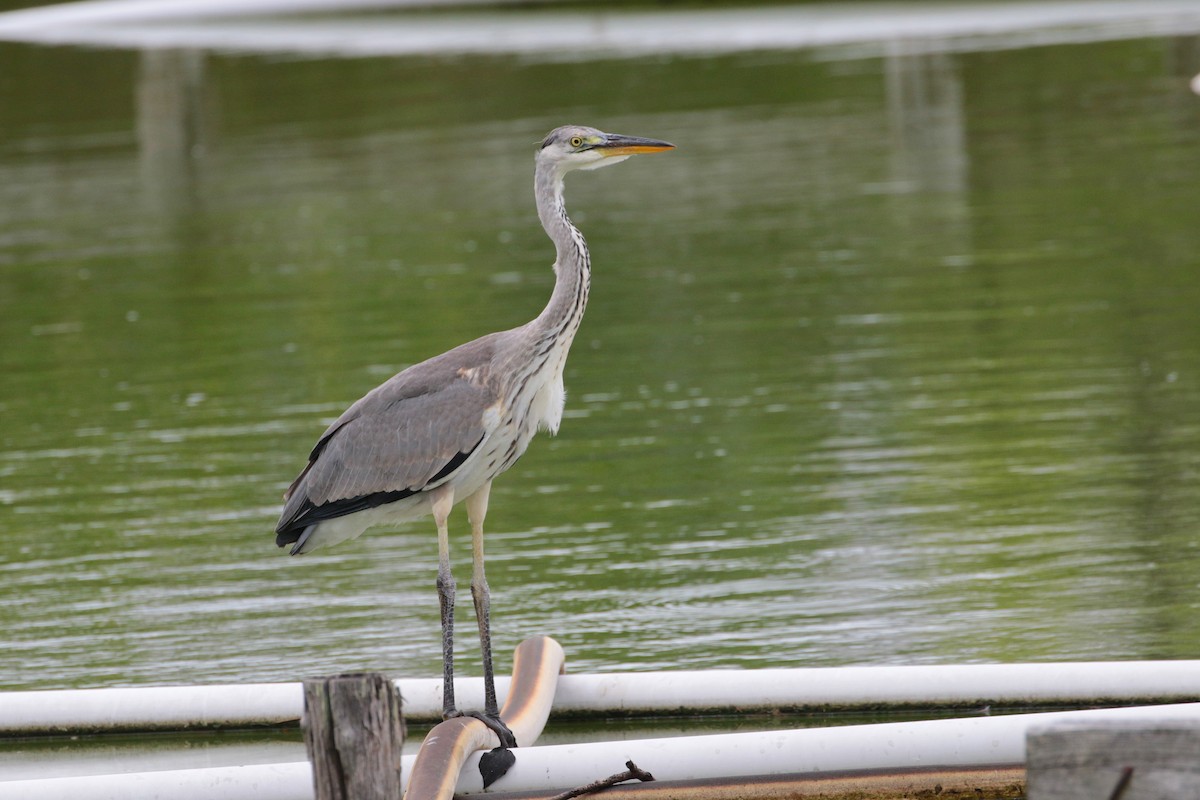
[{"left": 538, "top": 125, "right": 674, "bottom": 173}]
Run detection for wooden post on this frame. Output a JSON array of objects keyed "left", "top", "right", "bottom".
[
  {"left": 303, "top": 672, "right": 405, "bottom": 800},
  {"left": 1026, "top": 720, "right": 1200, "bottom": 799}
]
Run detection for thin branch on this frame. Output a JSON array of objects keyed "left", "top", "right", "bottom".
[
  {"left": 1107, "top": 766, "right": 1135, "bottom": 800},
  {"left": 548, "top": 760, "right": 656, "bottom": 800}
]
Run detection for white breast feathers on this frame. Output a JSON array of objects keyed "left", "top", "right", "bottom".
[{"left": 530, "top": 372, "right": 566, "bottom": 435}]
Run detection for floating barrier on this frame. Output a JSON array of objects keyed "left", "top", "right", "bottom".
[
  {"left": 4, "top": 702, "right": 1199, "bottom": 800},
  {"left": 406, "top": 637, "right": 565, "bottom": 800},
  {"left": 3, "top": 0, "right": 1200, "bottom": 59},
  {"left": 2, "top": 660, "right": 1199, "bottom": 736}
]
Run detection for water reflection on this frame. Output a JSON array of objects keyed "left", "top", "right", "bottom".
[
  {"left": 0, "top": 33, "right": 1199, "bottom": 695},
  {"left": 889, "top": 48, "right": 965, "bottom": 188},
  {"left": 136, "top": 48, "right": 207, "bottom": 220}
]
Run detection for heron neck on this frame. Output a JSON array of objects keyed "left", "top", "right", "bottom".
[{"left": 533, "top": 161, "right": 590, "bottom": 343}]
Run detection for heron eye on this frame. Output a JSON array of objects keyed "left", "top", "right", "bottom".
[{"left": 569, "top": 136, "right": 583, "bottom": 148}]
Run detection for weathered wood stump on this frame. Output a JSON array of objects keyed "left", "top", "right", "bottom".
[
  {"left": 302, "top": 672, "right": 405, "bottom": 800},
  {"left": 1026, "top": 719, "right": 1200, "bottom": 799}
]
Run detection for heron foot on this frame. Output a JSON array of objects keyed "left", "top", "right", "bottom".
[
  {"left": 444, "top": 709, "right": 518, "bottom": 788},
  {"left": 445, "top": 709, "right": 518, "bottom": 749}
]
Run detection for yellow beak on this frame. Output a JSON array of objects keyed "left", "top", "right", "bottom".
[{"left": 597, "top": 134, "right": 675, "bottom": 157}]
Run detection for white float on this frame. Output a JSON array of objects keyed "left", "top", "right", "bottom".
[
  {"left": 2, "top": 661, "right": 1199, "bottom": 735},
  {"left": 3, "top": 0, "right": 1200, "bottom": 59},
  {"left": 4, "top": 702, "right": 1200, "bottom": 799}
]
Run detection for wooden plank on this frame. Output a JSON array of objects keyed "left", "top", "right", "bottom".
[
  {"left": 302, "top": 672, "right": 405, "bottom": 800},
  {"left": 482, "top": 767, "right": 1026, "bottom": 800},
  {"left": 1026, "top": 719, "right": 1200, "bottom": 799}
]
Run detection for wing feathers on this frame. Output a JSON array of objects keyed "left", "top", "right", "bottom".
[{"left": 275, "top": 343, "right": 500, "bottom": 545}]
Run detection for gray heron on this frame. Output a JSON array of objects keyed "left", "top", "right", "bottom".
[{"left": 275, "top": 125, "right": 674, "bottom": 744}]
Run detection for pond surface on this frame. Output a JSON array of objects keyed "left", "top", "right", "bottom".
[{"left": 1, "top": 15, "right": 1200, "bottom": 697}]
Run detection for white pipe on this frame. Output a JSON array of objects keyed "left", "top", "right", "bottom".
[
  {"left": 0, "top": 763, "right": 313, "bottom": 800},
  {"left": 3, "top": 1, "right": 1200, "bottom": 58},
  {"left": 548, "top": 661, "right": 1200, "bottom": 714},
  {"left": 451, "top": 702, "right": 1200, "bottom": 794},
  {"left": 0, "top": 682, "right": 305, "bottom": 735},
  {"left": 4, "top": 703, "right": 1199, "bottom": 799},
  {"left": 0, "top": 0, "right": 498, "bottom": 30},
  {"left": 2, "top": 661, "right": 1198, "bottom": 735}
]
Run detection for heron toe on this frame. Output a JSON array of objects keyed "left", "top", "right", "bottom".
[{"left": 447, "top": 708, "right": 517, "bottom": 748}]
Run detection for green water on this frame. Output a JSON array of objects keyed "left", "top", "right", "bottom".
[{"left": 1, "top": 34, "right": 1199, "bottom": 694}]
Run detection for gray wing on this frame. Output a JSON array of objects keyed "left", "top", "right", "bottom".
[{"left": 275, "top": 338, "right": 500, "bottom": 544}]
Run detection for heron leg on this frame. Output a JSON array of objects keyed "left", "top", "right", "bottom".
[
  {"left": 465, "top": 482, "right": 499, "bottom": 715},
  {"left": 466, "top": 481, "right": 516, "bottom": 748},
  {"left": 432, "top": 485, "right": 458, "bottom": 719}
]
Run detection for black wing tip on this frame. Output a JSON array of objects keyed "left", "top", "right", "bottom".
[
  {"left": 275, "top": 529, "right": 301, "bottom": 549},
  {"left": 275, "top": 498, "right": 314, "bottom": 554},
  {"left": 275, "top": 524, "right": 313, "bottom": 556},
  {"left": 275, "top": 498, "right": 311, "bottom": 545},
  {"left": 273, "top": 487, "right": 420, "bottom": 554}
]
